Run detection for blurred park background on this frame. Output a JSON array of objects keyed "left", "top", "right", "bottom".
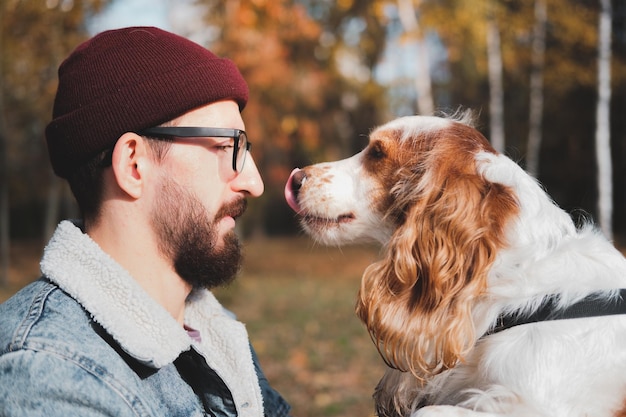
[{"left": 1, "top": 0, "right": 626, "bottom": 415}]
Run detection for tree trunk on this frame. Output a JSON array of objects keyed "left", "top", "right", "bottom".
[
  {"left": 397, "top": 0, "right": 434, "bottom": 115},
  {"left": 0, "top": 2, "right": 9, "bottom": 288},
  {"left": 595, "top": 0, "right": 613, "bottom": 239},
  {"left": 44, "top": 176, "right": 62, "bottom": 241},
  {"left": 0, "top": 131, "right": 8, "bottom": 288},
  {"left": 486, "top": 13, "right": 504, "bottom": 153},
  {"left": 526, "top": 0, "right": 547, "bottom": 178}
]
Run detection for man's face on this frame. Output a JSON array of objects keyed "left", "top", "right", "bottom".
[
  {"left": 151, "top": 176, "right": 245, "bottom": 289},
  {"left": 149, "top": 100, "right": 264, "bottom": 289}
]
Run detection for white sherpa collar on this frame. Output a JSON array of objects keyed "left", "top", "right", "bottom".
[
  {"left": 40, "top": 220, "right": 265, "bottom": 415},
  {"left": 185, "top": 290, "right": 265, "bottom": 416},
  {"left": 41, "top": 221, "right": 189, "bottom": 367}
]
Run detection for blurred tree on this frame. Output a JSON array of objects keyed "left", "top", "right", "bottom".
[
  {"left": 534, "top": 0, "right": 625, "bottom": 234},
  {"left": 1, "top": 0, "right": 110, "bottom": 284},
  {"left": 0, "top": 1, "right": 8, "bottom": 286},
  {"left": 486, "top": 0, "right": 505, "bottom": 152},
  {"left": 2, "top": 0, "right": 626, "bottom": 248},
  {"left": 396, "top": 0, "right": 434, "bottom": 115},
  {"left": 413, "top": 0, "right": 626, "bottom": 235},
  {"left": 195, "top": 0, "right": 388, "bottom": 235},
  {"left": 526, "top": 0, "right": 547, "bottom": 177},
  {"left": 193, "top": 0, "right": 626, "bottom": 237},
  {"left": 596, "top": 0, "right": 613, "bottom": 238}
]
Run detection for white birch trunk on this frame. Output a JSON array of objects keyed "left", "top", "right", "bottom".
[
  {"left": 526, "top": 0, "right": 547, "bottom": 178},
  {"left": 486, "top": 15, "right": 505, "bottom": 153},
  {"left": 596, "top": 0, "right": 613, "bottom": 239},
  {"left": 397, "top": 0, "right": 434, "bottom": 115}
]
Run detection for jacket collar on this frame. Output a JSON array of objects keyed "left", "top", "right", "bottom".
[
  {"left": 41, "top": 220, "right": 265, "bottom": 415},
  {"left": 41, "top": 220, "right": 216, "bottom": 368}
]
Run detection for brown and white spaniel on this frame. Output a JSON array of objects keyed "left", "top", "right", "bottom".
[{"left": 284, "top": 112, "right": 626, "bottom": 417}]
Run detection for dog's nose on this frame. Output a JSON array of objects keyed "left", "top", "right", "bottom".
[
  {"left": 291, "top": 169, "right": 307, "bottom": 193},
  {"left": 285, "top": 168, "right": 306, "bottom": 213}
]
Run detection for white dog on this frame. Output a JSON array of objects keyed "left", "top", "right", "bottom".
[{"left": 284, "top": 112, "right": 626, "bottom": 417}]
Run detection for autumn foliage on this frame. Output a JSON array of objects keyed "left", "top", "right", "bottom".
[{"left": 2, "top": 0, "right": 626, "bottom": 239}]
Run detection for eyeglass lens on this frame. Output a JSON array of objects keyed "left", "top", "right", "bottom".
[{"left": 234, "top": 132, "right": 248, "bottom": 173}]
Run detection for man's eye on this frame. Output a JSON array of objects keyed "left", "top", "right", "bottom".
[{"left": 215, "top": 144, "right": 234, "bottom": 152}]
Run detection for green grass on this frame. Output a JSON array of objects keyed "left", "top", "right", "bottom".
[
  {"left": 3, "top": 236, "right": 387, "bottom": 417},
  {"left": 215, "top": 237, "right": 386, "bottom": 417}
]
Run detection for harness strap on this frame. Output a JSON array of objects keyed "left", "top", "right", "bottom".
[{"left": 485, "top": 289, "right": 626, "bottom": 336}]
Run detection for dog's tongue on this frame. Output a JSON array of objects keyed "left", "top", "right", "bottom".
[{"left": 284, "top": 168, "right": 302, "bottom": 213}]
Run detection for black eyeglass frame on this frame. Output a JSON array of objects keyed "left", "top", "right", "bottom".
[{"left": 137, "top": 127, "right": 251, "bottom": 173}]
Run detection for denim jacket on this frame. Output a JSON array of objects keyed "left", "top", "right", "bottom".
[{"left": 0, "top": 221, "right": 291, "bottom": 417}]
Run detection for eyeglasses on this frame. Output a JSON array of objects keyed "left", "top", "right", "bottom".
[{"left": 137, "top": 127, "right": 251, "bottom": 173}]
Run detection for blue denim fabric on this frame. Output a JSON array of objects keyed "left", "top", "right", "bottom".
[{"left": 0, "top": 278, "right": 291, "bottom": 417}]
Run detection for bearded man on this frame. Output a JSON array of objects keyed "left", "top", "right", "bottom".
[{"left": 0, "top": 26, "right": 291, "bottom": 417}]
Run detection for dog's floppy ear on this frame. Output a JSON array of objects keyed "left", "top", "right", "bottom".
[{"left": 356, "top": 123, "right": 519, "bottom": 380}]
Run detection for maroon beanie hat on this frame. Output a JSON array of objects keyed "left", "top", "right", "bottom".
[{"left": 45, "top": 26, "right": 248, "bottom": 179}]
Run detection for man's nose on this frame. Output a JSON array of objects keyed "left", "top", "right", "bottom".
[{"left": 233, "top": 155, "right": 264, "bottom": 197}]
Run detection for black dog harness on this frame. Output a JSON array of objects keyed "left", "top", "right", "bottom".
[{"left": 485, "top": 289, "right": 626, "bottom": 336}]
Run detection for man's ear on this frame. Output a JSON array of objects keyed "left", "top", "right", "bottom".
[{"left": 111, "top": 132, "right": 150, "bottom": 199}]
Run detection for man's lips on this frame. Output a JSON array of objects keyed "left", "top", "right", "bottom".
[{"left": 217, "top": 198, "right": 247, "bottom": 221}]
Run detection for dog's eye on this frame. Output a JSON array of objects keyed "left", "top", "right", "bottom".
[{"left": 367, "top": 142, "right": 386, "bottom": 160}]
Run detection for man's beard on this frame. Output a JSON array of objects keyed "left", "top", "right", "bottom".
[{"left": 151, "top": 178, "right": 246, "bottom": 290}]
